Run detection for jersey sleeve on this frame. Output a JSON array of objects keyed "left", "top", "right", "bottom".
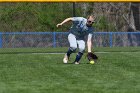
[
  {"left": 89, "top": 27, "right": 94, "bottom": 34},
  {"left": 87, "top": 27, "right": 94, "bottom": 39},
  {"left": 71, "top": 17, "right": 84, "bottom": 22}
]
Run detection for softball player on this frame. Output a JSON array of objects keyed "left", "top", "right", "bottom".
[{"left": 56, "top": 15, "right": 95, "bottom": 64}]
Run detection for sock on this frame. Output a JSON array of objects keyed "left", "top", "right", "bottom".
[
  {"left": 74, "top": 52, "right": 83, "bottom": 63},
  {"left": 66, "top": 47, "right": 74, "bottom": 57}
]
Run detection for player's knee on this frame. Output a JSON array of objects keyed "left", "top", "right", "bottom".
[{"left": 70, "top": 47, "right": 77, "bottom": 52}]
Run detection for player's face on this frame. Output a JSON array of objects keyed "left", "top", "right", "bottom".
[{"left": 86, "top": 17, "right": 94, "bottom": 27}]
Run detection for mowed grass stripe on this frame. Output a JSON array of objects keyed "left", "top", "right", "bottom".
[{"left": 0, "top": 52, "right": 139, "bottom": 93}]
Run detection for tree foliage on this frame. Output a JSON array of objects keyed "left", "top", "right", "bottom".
[{"left": 0, "top": 3, "right": 139, "bottom": 32}]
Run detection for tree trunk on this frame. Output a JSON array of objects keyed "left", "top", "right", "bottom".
[{"left": 131, "top": 3, "right": 140, "bottom": 31}]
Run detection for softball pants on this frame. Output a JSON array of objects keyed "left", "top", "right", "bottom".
[{"left": 68, "top": 33, "right": 85, "bottom": 53}]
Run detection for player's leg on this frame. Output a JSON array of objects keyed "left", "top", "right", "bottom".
[
  {"left": 73, "top": 40, "right": 85, "bottom": 64},
  {"left": 63, "top": 33, "right": 77, "bottom": 63},
  {"left": 67, "top": 33, "right": 78, "bottom": 56}
]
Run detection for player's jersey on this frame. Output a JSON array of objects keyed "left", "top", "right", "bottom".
[{"left": 69, "top": 17, "right": 94, "bottom": 40}]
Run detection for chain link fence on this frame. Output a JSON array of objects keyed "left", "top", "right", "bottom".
[
  {"left": 1, "top": 32, "right": 140, "bottom": 48},
  {"left": 0, "top": 3, "right": 139, "bottom": 51}
]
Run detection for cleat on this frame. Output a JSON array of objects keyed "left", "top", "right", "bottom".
[
  {"left": 63, "top": 54, "right": 69, "bottom": 63},
  {"left": 74, "top": 62, "right": 80, "bottom": 64}
]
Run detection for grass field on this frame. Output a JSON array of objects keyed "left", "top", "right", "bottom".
[{"left": 0, "top": 47, "right": 140, "bottom": 93}]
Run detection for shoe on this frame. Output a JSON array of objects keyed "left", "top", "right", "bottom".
[
  {"left": 63, "top": 54, "right": 69, "bottom": 63},
  {"left": 74, "top": 62, "right": 80, "bottom": 64}
]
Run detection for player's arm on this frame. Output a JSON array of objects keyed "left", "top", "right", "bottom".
[
  {"left": 56, "top": 18, "right": 73, "bottom": 27},
  {"left": 87, "top": 34, "right": 93, "bottom": 52},
  {"left": 87, "top": 32, "right": 98, "bottom": 63}
]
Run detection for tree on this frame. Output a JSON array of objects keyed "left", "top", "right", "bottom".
[{"left": 130, "top": 3, "right": 140, "bottom": 31}]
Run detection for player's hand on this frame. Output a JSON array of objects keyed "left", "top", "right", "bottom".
[
  {"left": 56, "top": 23, "right": 62, "bottom": 27},
  {"left": 87, "top": 52, "right": 98, "bottom": 61}
]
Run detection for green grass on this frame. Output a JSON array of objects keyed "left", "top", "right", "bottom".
[
  {"left": 0, "top": 47, "right": 140, "bottom": 54},
  {"left": 0, "top": 47, "right": 140, "bottom": 93}
]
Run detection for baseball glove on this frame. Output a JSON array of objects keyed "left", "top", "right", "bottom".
[{"left": 87, "top": 52, "right": 98, "bottom": 61}]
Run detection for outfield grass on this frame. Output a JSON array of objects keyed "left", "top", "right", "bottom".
[
  {"left": 0, "top": 47, "right": 140, "bottom": 93},
  {"left": 0, "top": 47, "right": 140, "bottom": 54}
]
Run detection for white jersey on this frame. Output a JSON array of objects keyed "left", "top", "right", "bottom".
[{"left": 69, "top": 17, "right": 94, "bottom": 40}]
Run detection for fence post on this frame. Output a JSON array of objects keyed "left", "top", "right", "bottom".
[
  {"left": 53, "top": 32, "right": 56, "bottom": 48},
  {"left": 0, "top": 32, "right": 2, "bottom": 48},
  {"left": 109, "top": 32, "right": 113, "bottom": 48},
  {"left": 73, "top": 2, "right": 76, "bottom": 17}
]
